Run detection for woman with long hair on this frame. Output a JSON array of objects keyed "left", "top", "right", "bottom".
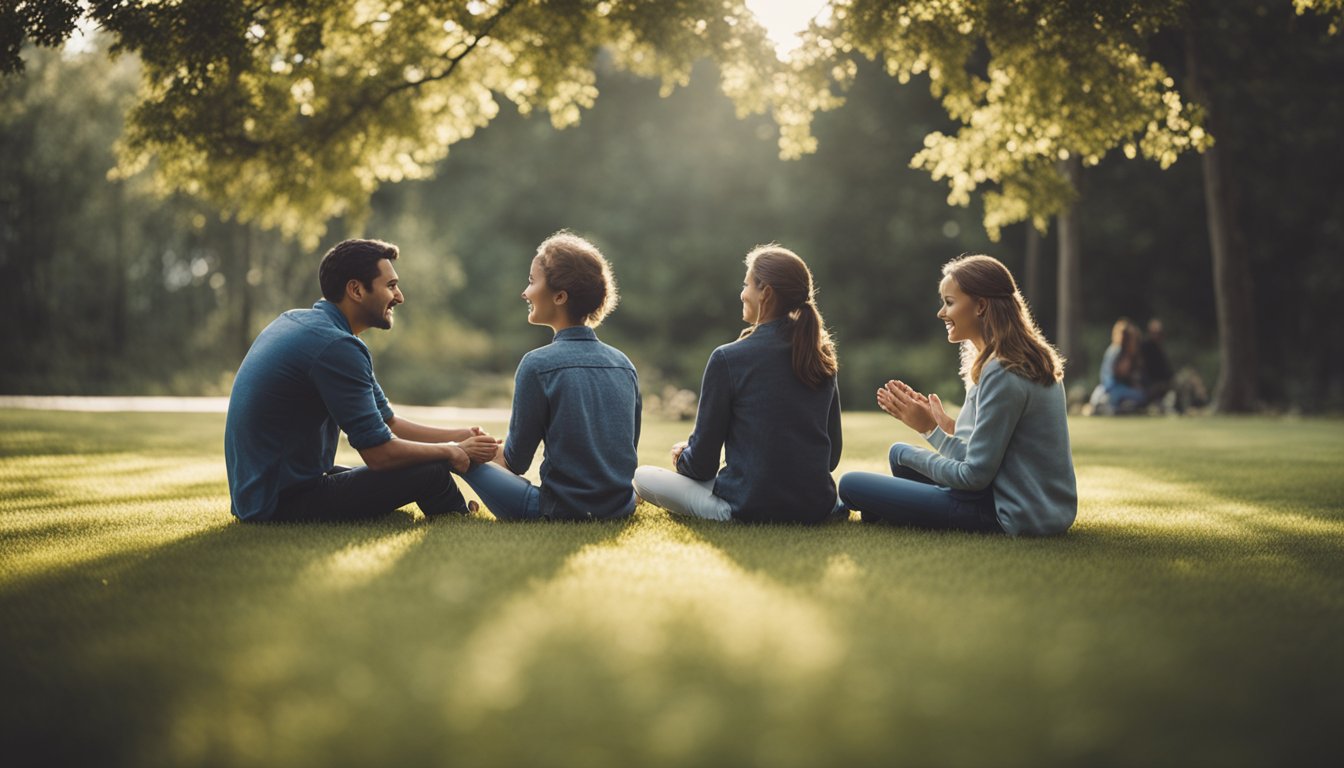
[
  {"left": 461, "top": 231, "right": 641, "bottom": 521},
  {"left": 1095, "top": 317, "right": 1147, "bottom": 413},
  {"left": 634, "top": 245, "right": 843, "bottom": 523},
  {"left": 838, "top": 254, "right": 1077, "bottom": 536}
]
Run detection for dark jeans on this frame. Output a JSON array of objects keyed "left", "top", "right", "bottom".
[
  {"left": 837, "top": 446, "right": 1004, "bottom": 534},
  {"left": 269, "top": 461, "right": 468, "bottom": 522}
]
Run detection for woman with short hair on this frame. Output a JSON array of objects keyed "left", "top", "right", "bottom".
[{"left": 462, "top": 231, "right": 641, "bottom": 521}]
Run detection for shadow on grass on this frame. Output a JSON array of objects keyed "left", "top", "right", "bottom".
[
  {"left": 0, "top": 512, "right": 628, "bottom": 767},
  {"left": 646, "top": 508, "right": 1344, "bottom": 767},
  {"left": 3, "top": 411, "right": 1343, "bottom": 766},
  {"left": 3, "top": 500, "right": 1342, "bottom": 767}
]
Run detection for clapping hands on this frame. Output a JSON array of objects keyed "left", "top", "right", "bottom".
[{"left": 876, "top": 380, "right": 955, "bottom": 436}]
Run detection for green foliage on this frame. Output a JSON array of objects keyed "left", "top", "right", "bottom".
[
  {"left": 1296, "top": 0, "right": 1344, "bottom": 32},
  {"left": 0, "top": 43, "right": 317, "bottom": 395},
  {"left": 0, "top": 0, "right": 81, "bottom": 75},
  {"left": 3, "top": 409, "right": 1343, "bottom": 764},
  {"left": 358, "top": 54, "right": 993, "bottom": 406},
  {"left": 786, "top": 1, "right": 1211, "bottom": 239},
  {"left": 4, "top": 3, "right": 1343, "bottom": 409},
  {"left": 8, "top": 0, "right": 796, "bottom": 247}
]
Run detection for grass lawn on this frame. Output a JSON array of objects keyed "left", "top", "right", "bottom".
[{"left": 1, "top": 408, "right": 1342, "bottom": 767}]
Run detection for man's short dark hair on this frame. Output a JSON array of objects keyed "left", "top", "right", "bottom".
[{"left": 319, "top": 239, "right": 399, "bottom": 302}]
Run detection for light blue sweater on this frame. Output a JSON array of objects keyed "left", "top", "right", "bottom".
[{"left": 893, "top": 359, "right": 1077, "bottom": 536}]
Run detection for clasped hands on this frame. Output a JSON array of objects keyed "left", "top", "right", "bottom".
[
  {"left": 876, "top": 379, "right": 954, "bottom": 436},
  {"left": 450, "top": 426, "right": 502, "bottom": 472}
]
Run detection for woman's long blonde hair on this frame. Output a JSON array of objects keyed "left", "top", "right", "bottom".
[
  {"left": 943, "top": 254, "right": 1064, "bottom": 387},
  {"left": 742, "top": 245, "right": 838, "bottom": 389}
]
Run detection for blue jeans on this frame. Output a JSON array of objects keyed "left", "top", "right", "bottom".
[
  {"left": 1105, "top": 382, "right": 1147, "bottom": 411},
  {"left": 464, "top": 462, "right": 638, "bottom": 521},
  {"left": 838, "top": 445, "right": 1003, "bottom": 533},
  {"left": 462, "top": 462, "right": 543, "bottom": 521}
]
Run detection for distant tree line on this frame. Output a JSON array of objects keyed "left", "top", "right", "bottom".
[{"left": 2, "top": 1, "right": 1341, "bottom": 411}]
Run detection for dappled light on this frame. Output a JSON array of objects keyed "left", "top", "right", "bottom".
[
  {"left": 0, "top": 452, "right": 228, "bottom": 581},
  {"left": 3, "top": 1, "right": 1344, "bottom": 762},
  {"left": 445, "top": 521, "right": 845, "bottom": 722},
  {"left": 299, "top": 527, "right": 429, "bottom": 593},
  {"left": 1079, "top": 465, "right": 1344, "bottom": 540},
  {"left": 3, "top": 389, "right": 1343, "bottom": 765}
]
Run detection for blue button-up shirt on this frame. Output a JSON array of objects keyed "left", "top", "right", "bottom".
[
  {"left": 224, "top": 300, "right": 395, "bottom": 520},
  {"left": 504, "top": 326, "right": 641, "bottom": 520}
]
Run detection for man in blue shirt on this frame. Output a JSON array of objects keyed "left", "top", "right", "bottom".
[{"left": 224, "top": 238, "right": 500, "bottom": 522}]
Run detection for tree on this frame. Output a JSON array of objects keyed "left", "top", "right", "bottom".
[
  {"left": 777, "top": 1, "right": 1211, "bottom": 381},
  {"left": 4, "top": 0, "right": 803, "bottom": 246},
  {"left": 1296, "top": 0, "right": 1344, "bottom": 32},
  {"left": 782, "top": 1, "right": 1344, "bottom": 410},
  {"left": 7, "top": 0, "right": 1340, "bottom": 409},
  {"left": 1182, "top": 2, "right": 1257, "bottom": 411}
]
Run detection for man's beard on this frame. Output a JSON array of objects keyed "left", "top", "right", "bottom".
[{"left": 364, "top": 302, "right": 394, "bottom": 330}]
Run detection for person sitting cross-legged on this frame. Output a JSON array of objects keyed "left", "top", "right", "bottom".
[
  {"left": 224, "top": 238, "right": 500, "bottom": 523},
  {"left": 838, "top": 254, "right": 1077, "bottom": 536},
  {"left": 633, "top": 245, "right": 844, "bottom": 524},
  {"left": 460, "top": 231, "right": 642, "bottom": 521}
]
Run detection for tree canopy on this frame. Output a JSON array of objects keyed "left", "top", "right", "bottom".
[
  {"left": 4, "top": 1, "right": 1342, "bottom": 411},
  {"left": 780, "top": 1, "right": 1211, "bottom": 239},
  {"left": 4, "top": 0, "right": 820, "bottom": 245},
  {"left": 8, "top": 1, "right": 1332, "bottom": 243}
]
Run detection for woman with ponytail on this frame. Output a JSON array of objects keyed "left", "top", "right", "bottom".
[
  {"left": 634, "top": 245, "right": 843, "bottom": 523},
  {"left": 838, "top": 254, "right": 1077, "bottom": 536}
]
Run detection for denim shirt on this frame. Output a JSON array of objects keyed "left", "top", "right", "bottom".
[
  {"left": 504, "top": 326, "right": 642, "bottom": 520},
  {"left": 224, "top": 300, "right": 395, "bottom": 521},
  {"left": 677, "top": 319, "right": 843, "bottom": 523}
]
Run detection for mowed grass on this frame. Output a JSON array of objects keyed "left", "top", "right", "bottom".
[{"left": 1, "top": 409, "right": 1342, "bottom": 767}]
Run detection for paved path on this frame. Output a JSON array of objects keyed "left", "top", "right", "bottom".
[{"left": 0, "top": 396, "right": 512, "bottom": 423}]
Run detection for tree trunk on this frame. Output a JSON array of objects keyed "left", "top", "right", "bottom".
[
  {"left": 1024, "top": 223, "right": 1042, "bottom": 310},
  {"left": 1056, "top": 157, "right": 1083, "bottom": 375},
  {"left": 236, "top": 223, "right": 254, "bottom": 359},
  {"left": 110, "top": 180, "right": 127, "bottom": 356},
  {"left": 1186, "top": 26, "right": 1258, "bottom": 412}
]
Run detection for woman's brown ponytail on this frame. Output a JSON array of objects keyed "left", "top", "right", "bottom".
[{"left": 743, "top": 245, "right": 838, "bottom": 389}]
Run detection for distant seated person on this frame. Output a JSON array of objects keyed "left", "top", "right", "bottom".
[
  {"left": 1088, "top": 318, "right": 1146, "bottom": 415},
  {"left": 224, "top": 238, "right": 501, "bottom": 523},
  {"left": 1140, "top": 318, "right": 1174, "bottom": 408},
  {"left": 1139, "top": 317, "right": 1211, "bottom": 414}
]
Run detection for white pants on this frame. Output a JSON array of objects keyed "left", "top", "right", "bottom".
[{"left": 633, "top": 466, "right": 733, "bottom": 522}]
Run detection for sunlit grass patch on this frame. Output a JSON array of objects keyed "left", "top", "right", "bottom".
[{"left": 1, "top": 408, "right": 1342, "bottom": 766}]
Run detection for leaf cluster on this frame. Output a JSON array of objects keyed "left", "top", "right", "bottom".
[
  {"left": 783, "top": 1, "right": 1210, "bottom": 239},
  {"left": 6, "top": 1, "right": 795, "bottom": 246}
]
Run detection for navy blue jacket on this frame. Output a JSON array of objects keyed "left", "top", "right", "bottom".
[{"left": 677, "top": 319, "right": 842, "bottom": 523}]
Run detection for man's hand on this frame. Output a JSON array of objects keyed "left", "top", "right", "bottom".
[
  {"left": 445, "top": 443, "right": 472, "bottom": 474},
  {"left": 458, "top": 434, "right": 502, "bottom": 464}
]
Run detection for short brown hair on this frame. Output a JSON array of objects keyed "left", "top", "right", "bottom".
[
  {"left": 536, "top": 231, "right": 619, "bottom": 327},
  {"left": 319, "top": 239, "right": 398, "bottom": 302}
]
